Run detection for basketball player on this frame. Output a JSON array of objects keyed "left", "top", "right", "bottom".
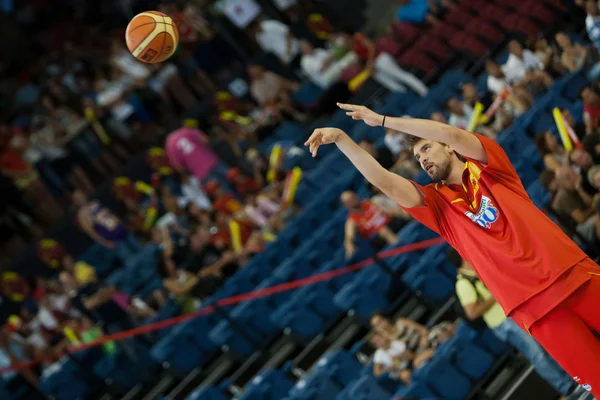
[{"left": 305, "top": 103, "right": 600, "bottom": 395}]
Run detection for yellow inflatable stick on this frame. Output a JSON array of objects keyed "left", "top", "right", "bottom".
[
  {"left": 467, "top": 102, "right": 485, "bottom": 132},
  {"left": 267, "top": 144, "right": 283, "bottom": 182},
  {"left": 229, "top": 220, "right": 243, "bottom": 253},
  {"left": 283, "top": 167, "right": 303, "bottom": 206},
  {"left": 84, "top": 107, "right": 111, "bottom": 145},
  {"left": 553, "top": 108, "right": 573, "bottom": 151}
]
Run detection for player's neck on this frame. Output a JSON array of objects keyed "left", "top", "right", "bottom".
[{"left": 443, "top": 158, "right": 466, "bottom": 186}]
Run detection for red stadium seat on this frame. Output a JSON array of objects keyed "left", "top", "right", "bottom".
[
  {"left": 444, "top": 8, "right": 472, "bottom": 27},
  {"left": 449, "top": 32, "right": 489, "bottom": 58},
  {"left": 458, "top": 0, "right": 480, "bottom": 12},
  {"left": 397, "top": 49, "right": 437, "bottom": 76},
  {"left": 415, "top": 36, "right": 456, "bottom": 63},
  {"left": 391, "top": 21, "right": 421, "bottom": 44},
  {"left": 498, "top": 15, "right": 541, "bottom": 37},
  {"left": 475, "top": 3, "right": 511, "bottom": 23},
  {"left": 518, "top": 1, "right": 558, "bottom": 25},
  {"left": 541, "top": 0, "right": 568, "bottom": 11},
  {"left": 463, "top": 18, "right": 505, "bottom": 45},
  {"left": 375, "top": 36, "right": 403, "bottom": 57},
  {"left": 429, "top": 22, "right": 460, "bottom": 42}
]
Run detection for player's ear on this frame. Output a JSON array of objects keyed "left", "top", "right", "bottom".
[{"left": 445, "top": 144, "right": 454, "bottom": 154}]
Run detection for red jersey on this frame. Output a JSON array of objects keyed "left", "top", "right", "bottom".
[
  {"left": 349, "top": 200, "right": 391, "bottom": 238},
  {"left": 402, "top": 134, "right": 593, "bottom": 329},
  {"left": 213, "top": 195, "right": 243, "bottom": 216},
  {"left": 352, "top": 33, "right": 372, "bottom": 60},
  {"left": 584, "top": 101, "right": 600, "bottom": 128}
]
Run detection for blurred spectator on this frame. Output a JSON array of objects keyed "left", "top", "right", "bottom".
[
  {"left": 29, "top": 116, "right": 94, "bottom": 193},
  {"left": 581, "top": 86, "right": 600, "bottom": 135},
  {"left": 341, "top": 190, "right": 398, "bottom": 258},
  {"left": 535, "top": 131, "right": 566, "bottom": 172},
  {"left": 226, "top": 168, "right": 262, "bottom": 198},
  {"left": 165, "top": 125, "right": 221, "bottom": 182},
  {"left": 247, "top": 64, "right": 305, "bottom": 121},
  {"left": 449, "top": 249, "right": 582, "bottom": 398},
  {"left": 540, "top": 169, "right": 597, "bottom": 228},
  {"left": 359, "top": 138, "right": 395, "bottom": 170},
  {"left": 484, "top": 60, "right": 531, "bottom": 115},
  {"left": 384, "top": 125, "right": 408, "bottom": 156},
  {"left": 462, "top": 82, "right": 512, "bottom": 133},
  {"left": 430, "top": 112, "right": 448, "bottom": 124},
  {"left": 72, "top": 189, "right": 141, "bottom": 257},
  {"left": 446, "top": 97, "right": 472, "bottom": 130},
  {"left": 555, "top": 32, "right": 588, "bottom": 74},
  {"left": 0, "top": 126, "right": 64, "bottom": 225},
  {"left": 531, "top": 38, "right": 563, "bottom": 76},
  {"left": 331, "top": 32, "right": 428, "bottom": 96},
  {"left": 504, "top": 40, "right": 552, "bottom": 89},
  {"left": 370, "top": 312, "right": 430, "bottom": 353},
  {"left": 253, "top": 18, "right": 301, "bottom": 68},
  {"left": 586, "top": 0, "right": 600, "bottom": 52},
  {"left": 0, "top": 329, "right": 41, "bottom": 395},
  {"left": 396, "top": 0, "right": 454, "bottom": 25},
  {"left": 300, "top": 40, "right": 357, "bottom": 89},
  {"left": 370, "top": 332, "right": 413, "bottom": 384},
  {"left": 58, "top": 270, "right": 135, "bottom": 334},
  {"left": 562, "top": 108, "right": 587, "bottom": 141},
  {"left": 569, "top": 148, "right": 597, "bottom": 195},
  {"left": 205, "top": 181, "right": 244, "bottom": 216}
]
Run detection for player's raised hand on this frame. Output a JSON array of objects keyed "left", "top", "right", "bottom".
[
  {"left": 304, "top": 128, "right": 345, "bottom": 157},
  {"left": 337, "top": 103, "right": 384, "bottom": 127}
]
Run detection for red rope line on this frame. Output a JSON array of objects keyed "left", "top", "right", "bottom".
[{"left": 0, "top": 237, "right": 445, "bottom": 374}]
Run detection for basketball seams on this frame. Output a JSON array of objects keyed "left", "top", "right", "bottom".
[{"left": 126, "top": 12, "right": 177, "bottom": 63}]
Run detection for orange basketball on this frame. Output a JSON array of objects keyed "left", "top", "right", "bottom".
[{"left": 125, "top": 11, "right": 179, "bottom": 64}]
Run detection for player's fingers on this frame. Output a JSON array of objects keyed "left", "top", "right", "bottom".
[
  {"left": 304, "top": 130, "right": 319, "bottom": 146},
  {"left": 337, "top": 103, "right": 360, "bottom": 111},
  {"left": 346, "top": 111, "right": 363, "bottom": 119}
]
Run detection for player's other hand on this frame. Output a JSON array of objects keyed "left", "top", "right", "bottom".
[
  {"left": 337, "top": 103, "right": 384, "bottom": 127},
  {"left": 304, "top": 128, "right": 345, "bottom": 157}
]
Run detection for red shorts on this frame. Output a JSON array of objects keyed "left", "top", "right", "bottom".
[{"left": 509, "top": 257, "right": 597, "bottom": 332}]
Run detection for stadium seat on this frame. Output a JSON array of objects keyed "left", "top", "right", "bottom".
[
  {"left": 334, "top": 279, "right": 389, "bottom": 318},
  {"left": 415, "top": 36, "right": 456, "bottom": 64},
  {"left": 429, "top": 22, "right": 460, "bottom": 43},
  {"left": 412, "top": 355, "right": 471, "bottom": 400},
  {"left": 455, "top": 322, "right": 508, "bottom": 357},
  {"left": 449, "top": 32, "right": 489, "bottom": 59},
  {"left": 397, "top": 49, "right": 438, "bottom": 76},
  {"left": 436, "top": 337, "right": 495, "bottom": 380},
  {"left": 312, "top": 350, "right": 363, "bottom": 388},
  {"left": 238, "top": 369, "right": 295, "bottom": 400},
  {"left": 187, "top": 386, "right": 228, "bottom": 400},
  {"left": 394, "top": 382, "right": 436, "bottom": 399},
  {"left": 336, "top": 375, "right": 390, "bottom": 400},
  {"left": 464, "top": 18, "right": 505, "bottom": 45},
  {"left": 288, "top": 372, "right": 343, "bottom": 400},
  {"left": 39, "top": 358, "right": 91, "bottom": 400}
]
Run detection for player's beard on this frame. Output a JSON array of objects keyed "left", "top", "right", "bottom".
[{"left": 428, "top": 160, "right": 452, "bottom": 181}]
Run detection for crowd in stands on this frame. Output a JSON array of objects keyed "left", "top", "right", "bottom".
[{"left": 1, "top": 0, "right": 599, "bottom": 399}]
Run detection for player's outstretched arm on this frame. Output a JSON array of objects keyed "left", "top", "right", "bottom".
[
  {"left": 305, "top": 128, "right": 424, "bottom": 208},
  {"left": 337, "top": 103, "right": 488, "bottom": 164}
]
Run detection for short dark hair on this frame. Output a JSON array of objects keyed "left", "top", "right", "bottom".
[
  {"left": 539, "top": 170, "right": 556, "bottom": 189},
  {"left": 404, "top": 134, "right": 424, "bottom": 152}
]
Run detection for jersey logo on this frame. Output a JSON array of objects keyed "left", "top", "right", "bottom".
[{"left": 464, "top": 195, "right": 499, "bottom": 229}]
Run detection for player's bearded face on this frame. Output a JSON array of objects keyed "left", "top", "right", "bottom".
[{"left": 414, "top": 141, "right": 453, "bottom": 181}]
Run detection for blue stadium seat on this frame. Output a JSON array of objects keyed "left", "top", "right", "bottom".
[
  {"left": 334, "top": 278, "right": 389, "bottom": 318},
  {"left": 336, "top": 375, "right": 390, "bottom": 400},
  {"left": 436, "top": 337, "right": 495, "bottom": 380},
  {"left": 292, "top": 82, "right": 325, "bottom": 108},
  {"left": 187, "top": 386, "right": 228, "bottom": 400},
  {"left": 527, "top": 179, "right": 551, "bottom": 209},
  {"left": 412, "top": 355, "right": 471, "bottom": 400},
  {"left": 554, "top": 71, "right": 588, "bottom": 101},
  {"left": 438, "top": 70, "right": 474, "bottom": 89},
  {"left": 270, "top": 296, "right": 326, "bottom": 339},
  {"left": 312, "top": 350, "right": 363, "bottom": 388},
  {"left": 455, "top": 322, "right": 508, "bottom": 357},
  {"left": 238, "top": 369, "right": 295, "bottom": 400},
  {"left": 397, "top": 220, "right": 438, "bottom": 245},
  {"left": 394, "top": 382, "right": 437, "bottom": 399},
  {"left": 288, "top": 372, "right": 343, "bottom": 400},
  {"left": 39, "top": 359, "right": 91, "bottom": 400}
]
